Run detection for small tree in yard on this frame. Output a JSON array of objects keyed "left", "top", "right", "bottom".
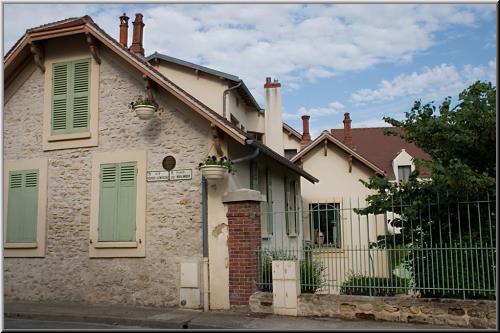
[{"left": 355, "top": 81, "right": 496, "bottom": 299}]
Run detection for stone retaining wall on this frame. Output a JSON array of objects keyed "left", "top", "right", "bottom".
[{"left": 249, "top": 292, "right": 496, "bottom": 328}]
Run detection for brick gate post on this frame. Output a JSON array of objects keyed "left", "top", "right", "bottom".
[{"left": 223, "top": 189, "right": 265, "bottom": 306}]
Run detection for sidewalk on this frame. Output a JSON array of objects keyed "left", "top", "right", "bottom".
[{"left": 3, "top": 302, "right": 460, "bottom": 330}]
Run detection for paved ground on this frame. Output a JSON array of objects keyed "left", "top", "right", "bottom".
[{"left": 3, "top": 302, "right": 462, "bottom": 330}]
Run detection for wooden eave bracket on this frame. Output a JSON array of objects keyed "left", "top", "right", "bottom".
[
  {"left": 29, "top": 41, "right": 45, "bottom": 73},
  {"left": 142, "top": 74, "right": 158, "bottom": 108},
  {"left": 85, "top": 32, "right": 101, "bottom": 65},
  {"left": 211, "top": 123, "right": 224, "bottom": 156}
]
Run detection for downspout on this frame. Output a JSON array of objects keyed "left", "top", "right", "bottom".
[
  {"left": 201, "top": 176, "right": 209, "bottom": 311},
  {"left": 223, "top": 81, "right": 243, "bottom": 119}
]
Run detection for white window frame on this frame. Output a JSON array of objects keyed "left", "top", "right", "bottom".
[
  {"left": 89, "top": 151, "right": 147, "bottom": 258},
  {"left": 3, "top": 158, "right": 48, "bottom": 257}
]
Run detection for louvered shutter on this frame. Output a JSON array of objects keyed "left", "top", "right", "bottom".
[
  {"left": 284, "top": 176, "right": 290, "bottom": 235},
  {"left": 51, "top": 62, "right": 69, "bottom": 133},
  {"left": 98, "top": 163, "right": 118, "bottom": 241},
  {"left": 294, "top": 181, "right": 300, "bottom": 235},
  {"left": 6, "top": 170, "right": 38, "bottom": 243},
  {"left": 250, "top": 160, "right": 258, "bottom": 190},
  {"left": 116, "top": 162, "right": 137, "bottom": 241},
  {"left": 266, "top": 169, "right": 273, "bottom": 235},
  {"left": 98, "top": 162, "right": 137, "bottom": 242},
  {"left": 71, "top": 59, "right": 90, "bottom": 131}
]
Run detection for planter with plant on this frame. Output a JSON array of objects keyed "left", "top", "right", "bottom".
[
  {"left": 129, "top": 95, "right": 157, "bottom": 120},
  {"left": 198, "top": 155, "right": 233, "bottom": 180}
]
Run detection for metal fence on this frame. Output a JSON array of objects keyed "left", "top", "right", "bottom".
[{"left": 256, "top": 194, "right": 496, "bottom": 300}]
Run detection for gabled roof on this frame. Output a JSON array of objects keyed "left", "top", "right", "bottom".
[
  {"left": 283, "top": 122, "right": 302, "bottom": 142},
  {"left": 4, "top": 15, "right": 317, "bottom": 183},
  {"left": 4, "top": 15, "right": 248, "bottom": 145},
  {"left": 146, "top": 52, "right": 262, "bottom": 112},
  {"left": 331, "top": 127, "right": 430, "bottom": 179},
  {"left": 291, "top": 130, "right": 385, "bottom": 176}
]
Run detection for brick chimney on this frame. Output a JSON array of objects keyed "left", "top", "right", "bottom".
[
  {"left": 129, "top": 13, "right": 145, "bottom": 56},
  {"left": 119, "top": 13, "right": 129, "bottom": 48},
  {"left": 264, "top": 77, "right": 284, "bottom": 156},
  {"left": 343, "top": 112, "right": 353, "bottom": 147},
  {"left": 300, "top": 115, "right": 311, "bottom": 147}
]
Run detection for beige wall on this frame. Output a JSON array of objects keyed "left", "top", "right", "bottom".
[
  {"left": 153, "top": 61, "right": 263, "bottom": 133},
  {"left": 3, "top": 39, "right": 213, "bottom": 307},
  {"left": 299, "top": 142, "right": 389, "bottom": 290},
  {"left": 283, "top": 130, "right": 301, "bottom": 151},
  {"left": 154, "top": 61, "right": 227, "bottom": 116}
]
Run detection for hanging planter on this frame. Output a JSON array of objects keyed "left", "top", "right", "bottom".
[
  {"left": 129, "top": 96, "right": 157, "bottom": 120},
  {"left": 198, "top": 155, "right": 233, "bottom": 180},
  {"left": 199, "top": 165, "right": 228, "bottom": 180}
]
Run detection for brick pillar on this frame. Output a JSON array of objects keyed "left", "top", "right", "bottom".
[{"left": 223, "top": 190, "right": 264, "bottom": 306}]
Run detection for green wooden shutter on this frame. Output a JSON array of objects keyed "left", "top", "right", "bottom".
[
  {"left": 71, "top": 59, "right": 90, "bottom": 131},
  {"left": 98, "top": 164, "right": 118, "bottom": 241},
  {"left": 51, "top": 58, "right": 90, "bottom": 134},
  {"left": 284, "top": 176, "right": 290, "bottom": 235},
  {"left": 98, "top": 162, "right": 137, "bottom": 242},
  {"left": 250, "top": 160, "right": 259, "bottom": 190},
  {"left": 51, "top": 62, "right": 70, "bottom": 133},
  {"left": 266, "top": 168, "right": 273, "bottom": 235},
  {"left": 116, "top": 162, "right": 137, "bottom": 241},
  {"left": 294, "top": 181, "right": 300, "bottom": 235},
  {"left": 6, "top": 170, "right": 38, "bottom": 243}
]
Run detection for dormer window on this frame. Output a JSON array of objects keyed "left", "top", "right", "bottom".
[{"left": 398, "top": 165, "right": 411, "bottom": 183}]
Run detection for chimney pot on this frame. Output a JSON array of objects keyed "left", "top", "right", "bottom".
[
  {"left": 343, "top": 112, "right": 353, "bottom": 148},
  {"left": 119, "top": 13, "right": 129, "bottom": 48},
  {"left": 129, "top": 13, "right": 145, "bottom": 56},
  {"left": 264, "top": 77, "right": 281, "bottom": 88},
  {"left": 300, "top": 115, "right": 312, "bottom": 147}
]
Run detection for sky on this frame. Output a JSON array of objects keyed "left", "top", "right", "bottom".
[{"left": 2, "top": 2, "right": 497, "bottom": 137}]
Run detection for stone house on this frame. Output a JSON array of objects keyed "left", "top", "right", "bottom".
[{"left": 3, "top": 14, "right": 317, "bottom": 310}]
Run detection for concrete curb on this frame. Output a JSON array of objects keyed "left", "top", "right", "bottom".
[{"left": 4, "top": 311, "right": 227, "bottom": 330}]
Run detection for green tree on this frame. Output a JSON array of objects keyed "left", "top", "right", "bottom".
[{"left": 356, "top": 81, "right": 496, "bottom": 299}]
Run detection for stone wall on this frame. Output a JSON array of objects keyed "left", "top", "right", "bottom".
[
  {"left": 225, "top": 201, "right": 262, "bottom": 306},
  {"left": 249, "top": 292, "right": 496, "bottom": 329},
  {"left": 3, "top": 45, "right": 210, "bottom": 307}
]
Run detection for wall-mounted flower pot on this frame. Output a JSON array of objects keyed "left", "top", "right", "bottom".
[
  {"left": 200, "top": 165, "right": 228, "bottom": 180},
  {"left": 134, "top": 105, "right": 157, "bottom": 120}
]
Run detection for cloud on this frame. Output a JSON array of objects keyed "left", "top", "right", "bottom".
[
  {"left": 3, "top": 3, "right": 495, "bottom": 104},
  {"left": 298, "top": 101, "right": 345, "bottom": 117},
  {"left": 351, "top": 60, "right": 496, "bottom": 104}
]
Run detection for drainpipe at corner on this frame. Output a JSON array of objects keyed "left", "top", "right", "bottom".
[{"left": 201, "top": 176, "right": 210, "bottom": 311}]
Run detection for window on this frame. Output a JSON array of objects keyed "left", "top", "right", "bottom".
[
  {"left": 43, "top": 53, "right": 99, "bottom": 151},
  {"left": 309, "top": 203, "right": 341, "bottom": 247},
  {"left": 230, "top": 114, "right": 240, "bottom": 127},
  {"left": 284, "top": 149, "right": 298, "bottom": 159},
  {"left": 247, "top": 131, "right": 263, "bottom": 143},
  {"left": 398, "top": 165, "right": 411, "bottom": 183},
  {"left": 284, "top": 177, "right": 300, "bottom": 236},
  {"left": 3, "top": 158, "right": 48, "bottom": 257},
  {"left": 89, "top": 151, "right": 147, "bottom": 257}
]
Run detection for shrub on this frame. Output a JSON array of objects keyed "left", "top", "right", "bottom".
[{"left": 340, "top": 273, "right": 409, "bottom": 296}]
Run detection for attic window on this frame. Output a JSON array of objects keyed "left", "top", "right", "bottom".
[
  {"left": 230, "top": 114, "right": 240, "bottom": 126},
  {"left": 284, "top": 149, "right": 298, "bottom": 159},
  {"left": 398, "top": 165, "right": 411, "bottom": 183},
  {"left": 247, "top": 131, "right": 263, "bottom": 143}
]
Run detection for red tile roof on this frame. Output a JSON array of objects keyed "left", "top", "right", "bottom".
[{"left": 330, "top": 127, "right": 431, "bottom": 179}]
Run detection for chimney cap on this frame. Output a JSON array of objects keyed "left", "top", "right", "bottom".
[
  {"left": 264, "top": 77, "right": 281, "bottom": 88},
  {"left": 301, "top": 114, "right": 310, "bottom": 120},
  {"left": 344, "top": 112, "right": 350, "bottom": 118}
]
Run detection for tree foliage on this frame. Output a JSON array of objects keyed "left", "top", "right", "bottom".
[{"left": 355, "top": 81, "right": 496, "bottom": 299}]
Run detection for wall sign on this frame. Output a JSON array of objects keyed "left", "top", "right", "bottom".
[
  {"left": 162, "top": 156, "right": 176, "bottom": 171},
  {"left": 147, "top": 169, "right": 192, "bottom": 182}
]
